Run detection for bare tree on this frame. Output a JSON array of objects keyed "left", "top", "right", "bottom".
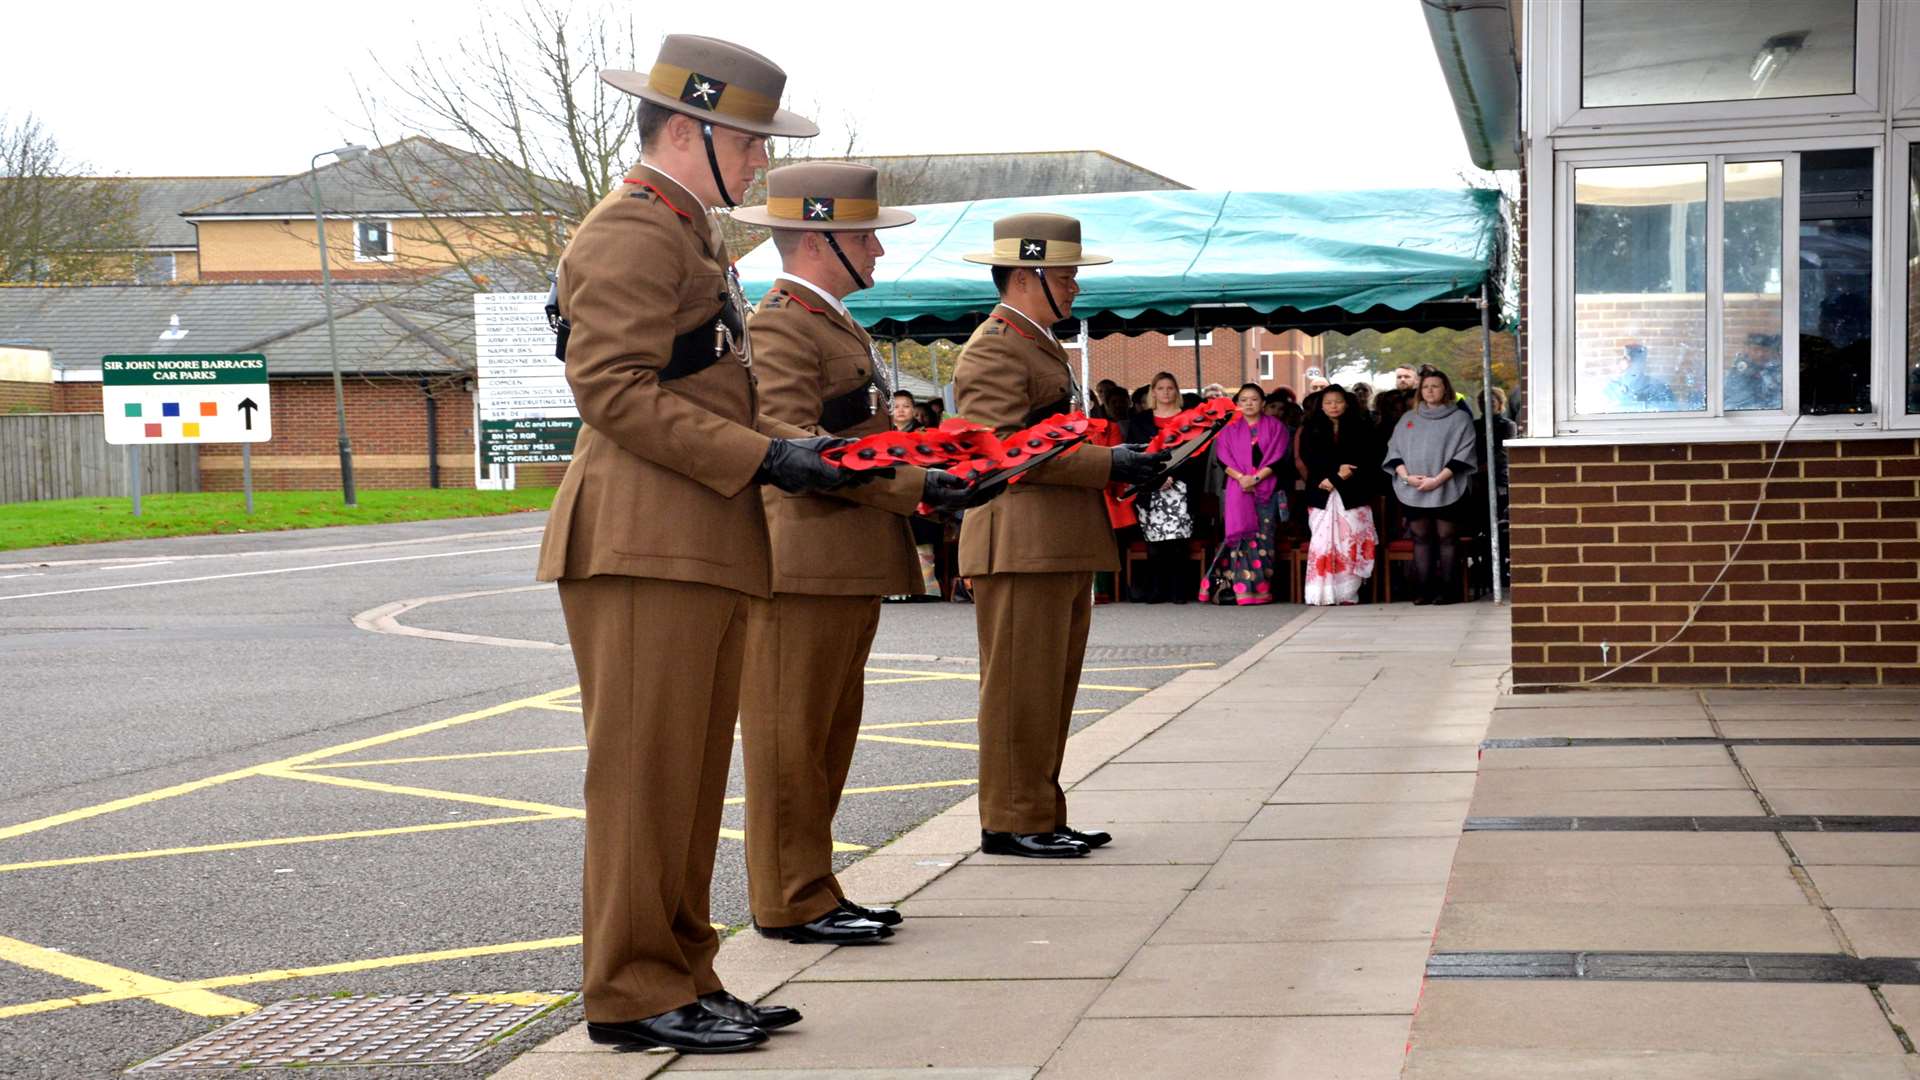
[
  {"left": 349, "top": 2, "right": 642, "bottom": 290},
  {"left": 0, "top": 114, "right": 146, "bottom": 283}
]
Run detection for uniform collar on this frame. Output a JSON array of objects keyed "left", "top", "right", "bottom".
[
  {"left": 776, "top": 272, "right": 852, "bottom": 320},
  {"left": 995, "top": 303, "right": 1056, "bottom": 343},
  {"left": 637, "top": 159, "right": 706, "bottom": 212}
]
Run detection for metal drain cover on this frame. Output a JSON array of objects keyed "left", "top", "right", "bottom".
[{"left": 130, "top": 992, "right": 567, "bottom": 1072}]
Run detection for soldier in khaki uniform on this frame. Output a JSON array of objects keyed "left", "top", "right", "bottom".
[
  {"left": 730, "top": 163, "right": 972, "bottom": 943},
  {"left": 954, "top": 214, "right": 1166, "bottom": 859},
  {"left": 537, "top": 35, "right": 857, "bottom": 1055}
]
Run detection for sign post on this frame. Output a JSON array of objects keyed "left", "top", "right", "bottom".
[
  {"left": 102, "top": 353, "right": 272, "bottom": 514},
  {"left": 473, "top": 293, "right": 576, "bottom": 488}
]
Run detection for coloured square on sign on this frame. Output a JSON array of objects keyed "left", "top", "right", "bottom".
[
  {"left": 162, "top": 402, "right": 180, "bottom": 417},
  {"left": 182, "top": 423, "right": 201, "bottom": 437},
  {"left": 199, "top": 402, "right": 217, "bottom": 416},
  {"left": 144, "top": 423, "right": 162, "bottom": 437},
  {"left": 124, "top": 403, "right": 142, "bottom": 417}
]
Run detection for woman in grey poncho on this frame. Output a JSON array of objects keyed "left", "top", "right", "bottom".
[{"left": 1383, "top": 368, "right": 1478, "bottom": 605}]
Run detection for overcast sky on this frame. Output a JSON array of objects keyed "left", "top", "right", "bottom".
[{"left": 5, "top": 0, "right": 1486, "bottom": 193}]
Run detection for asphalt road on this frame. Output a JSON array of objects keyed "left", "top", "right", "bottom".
[{"left": 0, "top": 513, "right": 1294, "bottom": 1079}]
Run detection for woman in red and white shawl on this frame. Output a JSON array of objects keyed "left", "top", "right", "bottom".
[
  {"left": 1207, "top": 383, "right": 1289, "bottom": 605},
  {"left": 1297, "top": 385, "right": 1380, "bottom": 605}
]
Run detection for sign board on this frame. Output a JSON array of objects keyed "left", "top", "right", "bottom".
[
  {"left": 480, "top": 417, "right": 579, "bottom": 465},
  {"left": 473, "top": 293, "right": 579, "bottom": 469},
  {"left": 102, "top": 354, "right": 270, "bottom": 445}
]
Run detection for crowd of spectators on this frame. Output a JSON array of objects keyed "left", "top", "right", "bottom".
[{"left": 889, "top": 364, "right": 1514, "bottom": 608}]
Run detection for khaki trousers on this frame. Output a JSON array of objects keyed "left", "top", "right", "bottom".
[
  {"left": 973, "top": 571, "right": 1094, "bottom": 834},
  {"left": 739, "top": 593, "right": 882, "bottom": 927},
  {"left": 557, "top": 575, "right": 747, "bottom": 1022}
]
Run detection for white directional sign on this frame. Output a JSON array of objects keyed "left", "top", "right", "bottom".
[
  {"left": 474, "top": 293, "right": 576, "bottom": 420},
  {"left": 102, "top": 354, "right": 271, "bottom": 445}
]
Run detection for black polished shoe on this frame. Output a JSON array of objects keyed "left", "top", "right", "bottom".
[
  {"left": 1063, "top": 827, "right": 1112, "bottom": 849},
  {"left": 756, "top": 906, "right": 893, "bottom": 944},
  {"left": 838, "top": 898, "right": 903, "bottom": 927},
  {"left": 981, "top": 829, "right": 1090, "bottom": 858},
  {"left": 586, "top": 1003, "right": 766, "bottom": 1053},
  {"left": 699, "top": 989, "right": 801, "bottom": 1031}
]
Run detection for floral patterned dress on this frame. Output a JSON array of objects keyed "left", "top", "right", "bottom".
[{"left": 1207, "top": 440, "right": 1289, "bottom": 606}]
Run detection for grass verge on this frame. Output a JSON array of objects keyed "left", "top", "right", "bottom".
[{"left": 1, "top": 488, "right": 557, "bottom": 552}]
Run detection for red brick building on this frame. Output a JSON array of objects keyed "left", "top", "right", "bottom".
[
  {"left": 1089, "top": 327, "right": 1323, "bottom": 396},
  {"left": 1427, "top": 0, "right": 1920, "bottom": 688}
]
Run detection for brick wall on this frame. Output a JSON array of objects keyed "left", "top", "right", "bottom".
[
  {"left": 1508, "top": 437, "right": 1920, "bottom": 688},
  {"left": 52, "top": 382, "right": 102, "bottom": 412},
  {"left": 197, "top": 377, "right": 477, "bottom": 491},
  {"left": 0, "top": 380, "right": 53, "bottom": 412}
]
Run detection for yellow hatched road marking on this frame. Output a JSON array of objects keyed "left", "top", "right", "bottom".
[
  {"left": 0, "top": 815, "right": 566, "bottom": 874},
  {"left": 526, "top": 703, "right": 583, "bottom": 714},
  {"left": 861, "top": 709, "right": 1105, "bottom": 731},
  {"left": 862, "top": 667, "right": 1148, "bottom": 693},
  {"left": 298, "top": 746, "right": 586, "bottom": 770},
  {"left": 262, "top": 767, "right": 583, "bottom": 818},
  {"left": 0, "top": 686, "right": 578, "bottom": 844},
  {"left": 857, "top": 733, "right": 979, "bottom": 751},
  {"left": 842, "top": 778, "right": 978, "bottom": 795},
  {"left": 0, "top": 935, "right": 255, "bottom": 1018},
  {"left": 0, "top": 936, "right": 587, "bottom": 1019}
]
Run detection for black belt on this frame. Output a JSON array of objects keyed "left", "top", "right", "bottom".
[
  {"left": 817, "top": 383, "right": 876, "bottom": 435},
  {"left": 1021, "top": 395, "right": 1073, "bottom": 427},
  {"left": 549, "top": 282, "right": 739, "bottom": 384}
]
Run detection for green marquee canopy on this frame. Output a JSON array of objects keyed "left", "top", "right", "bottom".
[{"left": 734, "top": 186, "right": 1504, "bottom": 341}]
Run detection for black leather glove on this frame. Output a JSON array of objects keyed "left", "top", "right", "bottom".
[
  {"left": 756, "top": 436, "right": 851, "bottom": 494},
  {"left": 1109, "top": 443, "right": 1171, "bottom": 486},
  {"left": 919, "top": 469, "right": 972, "bottom": 513}
]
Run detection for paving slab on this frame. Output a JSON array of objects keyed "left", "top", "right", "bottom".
[
  {"left": 1483, "top": 715, "right": 1719, "bottom": 739},
  {"left": 667, "top": 981, "right": 1104, "bottom": 1072},
  {"left": 1402, "top": 1048, "right": 1920, "bottom": 1079},
  {"left": 1200, "top": 837, "right": 1460, "bottom": 888},
  {"left": 675, "top": 1072, "right": 1033, "bottom": 1080},
  {"left": 1496, "top": 691, "right": 1708, "bottom": 710},
  {"left": 1113, "top": 728, "right": 1319, "bottom": 763},
  {"left": 1717, "top": 721, "right": 1920, "bottom": 739},
  {"left": 1466, "top": 788, "right": 1766, "bottom": 817},
  {"left": 1471, "top": 766, "right": 1750, "bottom": 793},
  {"left": 1708, "top": 704, "right": 1920, "bottom": 721},
  {"left": 1704, "top": 688, "right": 1920, "bottom": 706},
  {"left": 1489, "top": 704, "right": 1712, "bottom": 723},
  {"left": 1038, "top": 1016, "right": 1412, "bottom": 1080},
  {"left": 1056, "top": 787, "right": 1268, "bottom": 823},
  {"left": 1478, "top": 746, "right": 1737, "bottom": 769},
  {"left": 1241, "top": 801, "right": 1474, "bottom": 840},
  {"left": 1882, "top": 985, "right": 1920, "bottom": 1031},
  {"left": 1313, "top": 724, "right": 1488, "bottom": 748},
  {"left": 1792, "top": 834, "right": 1920, "bottom": 866},
  {"left": 1072, "top": 761, "right": 1285, "bottom": 791},
  {"left": 1441, "top": 861, "right": 1808, "bottom": 905},
  {"left": 1087, "top": 940, "right": 1430, "bottom": 1018},
  {"left": 1433, "top": 900, "right": 1841, "bottom": 952},
  {"left": 1738, "top": 746, "right": 1920, "bottom": 767},
  {"left": 900, "top": 863, "right": 1203, "bottom": 919},
  {"left": 1150, "top": 882, "right": 1444, "bottom": 945},
  {"left": 1806, "top": 866, "right": 1920, "bottom": 909},
  {"left": 962, "top": 821, "right": 1241, "bottom": 866},
  {"left": 1452, "top": 831, "right": 1792, "bottom": 865},
  {"left": 1296, "top": 747, "right": 1481, "bottom": 773},
  {"left": 792, "top": 915, "right": 1163, "bottom": 982},
  {"left": 1406, "top": 981, "right": 1903, "bottom": 1054},
  {"left": 1268, "top": 772, "right": 1479, "bottom": 804},
  {"left": 495, "top": 1051, "right": 673, "bottom": 1079},
  {"left": 1833, "top": 909, "right": 1920, "bottom": 956},
  {"left": 1749, "top": 766, "right": 1920, "bottom": 790},
  {"left": 1766, "top": 790, "right": 1920, "bottom": 815}
]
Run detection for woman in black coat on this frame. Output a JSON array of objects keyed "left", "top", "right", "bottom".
[{"left": 1294, "top": 385, "right": 1381, "bottom": 604}]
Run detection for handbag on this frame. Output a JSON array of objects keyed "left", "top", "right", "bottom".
[{"left": 1140, "top": 480, "right": 1193, "bottom": 543}]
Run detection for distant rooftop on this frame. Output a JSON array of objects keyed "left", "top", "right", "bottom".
[
  {"left": 185, "top": 137, "right": 579, "bottom": 219},
  {"left": 794, "top": 150, "right": 1188, "bottom": 205}
]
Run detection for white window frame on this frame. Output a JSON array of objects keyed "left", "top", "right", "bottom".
[
  {"left": 1548, "top": 0, "right": 1886, "bottom": 136},
  {"left": 1167, "top": 328, "right": 1212, "bottom": 347},
  {"left": 1893, "top": 125, "right": 1920, "bottom": 429},
  {"left": 1893, "top": 1, "right": 1920, "bottom": 119},
  {"left": 352, "top": 219, "right": 396, "bottom": 263},
  {"left": 1550, "top": 134, "right": 1889, "bottom": 441},
  {"left": 1258, "top": 351, "right": 1276, "bottom": 380}
]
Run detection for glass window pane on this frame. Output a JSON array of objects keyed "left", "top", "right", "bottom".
[
  {"left": 1724, "top": 162, "right": 1785, "bottom": 412},
  {"left": 1907, "top": 144, "right": 1919, "bottom": 415},
  {"left": 1582, "top": 0, "right": 1856, "bottom": 109},
  {"left": 1799, "top": 148, "right": 1874, "bottom": 415},
  {"left": 1573, "top": 164, "right": 1708, "bottom": 414}
]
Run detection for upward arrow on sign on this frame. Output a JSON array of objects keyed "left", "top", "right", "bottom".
[{"left": 238, "top": 397, "right": 259, "bottom": 431}]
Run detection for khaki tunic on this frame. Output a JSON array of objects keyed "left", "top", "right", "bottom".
[{"left": 954, "top": 306, "right": 1116, "bottom": 577}]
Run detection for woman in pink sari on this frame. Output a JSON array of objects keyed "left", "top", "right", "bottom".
[{"left": 1206, "top": 384, "right": 1290, "bottom": 605}]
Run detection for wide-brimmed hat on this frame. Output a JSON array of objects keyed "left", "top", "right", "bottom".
[
  {"left": 601, "top": 35, "right": 819, "bottom": 138},
  {"left": 962, "top": 212, "right": 1112, "bottom": 268},
  {"left": 729, "top": 163, "right": 915, "bottom": 231}
]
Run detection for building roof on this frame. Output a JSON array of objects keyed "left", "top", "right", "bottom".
[
  {"left": 118, "top": 177, "right": 278, "bottom": 248},
  {"left": 184, "top": 137, "right": 579, "bottom": 220},
  {"left": 0, "top": 283, "right": 469, "bottom": 377},
  {"left": 799, "top": 150, "right": 1188, "bottom": 204}
]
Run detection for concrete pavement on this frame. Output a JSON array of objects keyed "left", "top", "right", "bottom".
[{"left": 498, "top": 601, "right": 1511, "bottom": 1078}]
